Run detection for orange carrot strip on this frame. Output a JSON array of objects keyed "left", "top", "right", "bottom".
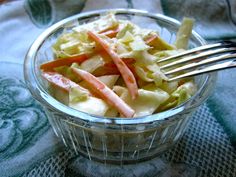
[
  {"left": 122, "top": 58, "right": 136, "bottom": 64},
  {"left": 103, "top": 61, "right": 138, "bottom": 79},
  {"left": 72, "top": 68, "right": 135, "bottom": 118},
  {"left": 100, "top": 29, "right": 119, "bottom": 38},
  {"left": 42, "top": 72, "right": 87, "bottom": 93},
  {"left": 145, "top": 34, "right": 158, "bottom": 45},
  {"left": 99, "top": 26, "right": 120, "bottom": 38},
  {"left": 104, "top": 58, "right": 135, "bottom": 69},
  {"left": 127, "top": 64, "right": 139, "bottom": 79},
  {"left": 93, "top": 65, "right": 120, "bottom": 77},
  {"left": 145, "top": 34, "right": 174, "bottom": 50},
  {"left": 40, "top": 54, "right": 88, "bottom": 71},
  {"left": 87, "top": 31, "right": 138, "bottom": 99},
  {"left": 92, "top": 57, "right": 135, "bottom": 77}
]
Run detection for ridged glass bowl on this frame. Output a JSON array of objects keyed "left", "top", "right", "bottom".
[{"left": 24, "top": 9, "right": 216, "bottom": 163}]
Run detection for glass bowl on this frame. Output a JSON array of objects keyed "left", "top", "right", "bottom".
[{"left": 24, "top": 9, "right": 216, "bottom": 163}]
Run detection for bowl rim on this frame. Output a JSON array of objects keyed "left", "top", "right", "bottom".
[{"left": 24, "top": 8, "right": 216, "bottom": 125}]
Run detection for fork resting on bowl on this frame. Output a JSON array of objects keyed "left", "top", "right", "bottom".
[{"left": 159, "top": 41, "right": 236, "bottom": 81}]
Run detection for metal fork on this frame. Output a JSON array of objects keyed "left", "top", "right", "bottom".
[{"left": 158, "top": 41, "right": 236, "bottom": 81}]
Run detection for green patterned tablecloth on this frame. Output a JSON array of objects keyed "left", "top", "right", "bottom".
[{"left": 0, "top": 0, "right": 235, "bottom": 177}]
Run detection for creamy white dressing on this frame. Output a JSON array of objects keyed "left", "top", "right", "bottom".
[{"left": 48, "top": 13, "right": 196, "bottom": 118}]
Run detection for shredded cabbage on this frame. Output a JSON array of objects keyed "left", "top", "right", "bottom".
[
  {"left": 45, "top": 13, "right": 197, "bottom": 118},
  {"left": 118, "top": 31, "right": 134, "bottom": 43},
  {"left": 129, "top": 36, "right": 149, "bottom": 51},
  {"left": 73, "top": 13, "right": 119, "bottom": 33},
  {"left": 80, "top": 55, "right": 105, "bottom": 73},
  {"left": 146, "top": 34, "right": 175, "bottom": 50},
  {"left": 174, "top": 17, "right": 194, "bottom": 49},
  {"left": 113, "top": 86, "right": 169, "bottom": 117},
  {"left": 154, "top": 49, "right": 184, "bottom": 60},
  {"left": 54, "top": 63, "right": 80, "bottom": 82},
  {"left": 52, "top": 31, "right": 95, "bottom": 58},
  {"left": 97, "top": 75, "right": 119, "bottom": 88},
  {"left": 170, "top": 81, "right": 196, "bottom": 104},
  {"left": 69, "top": 87, "right": 89, "bottom": 103},
  {"left": 69, "top": 96, "right": 109, "bottom": 116}
]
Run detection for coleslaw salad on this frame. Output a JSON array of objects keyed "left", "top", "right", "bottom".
[{"left": 40, "top": 13, "right": 196, "bottom": 118}]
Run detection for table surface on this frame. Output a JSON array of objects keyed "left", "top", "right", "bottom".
[{"left": 0, "top": 0, "right": 235, "bottom": 177}]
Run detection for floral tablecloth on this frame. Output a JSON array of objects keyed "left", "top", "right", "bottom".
[{"left": 0, "top": 0, "right": 235, "bottom": 177}]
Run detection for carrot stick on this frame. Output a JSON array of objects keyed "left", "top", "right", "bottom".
[
  {"left": 145, "top": 34, "right": 158, "bottom": 45},
  {"left": 103, "top": 61, "right": 138, "bottom": 79},
  {"left": 104, "top": 58, "right": 135, "bottom": 69},
  {"left": 40, "top": 54, "right": 88, "bottom": 71},
  {"left": 41, "top": 72, "right": 87, "bottom": 93},
  {"left": 72, "top": 68, "right": 135, "bottom": 118},
  {"left": 87, "top": 31, "right": 138, "bottom": 99},
  {"left": 145, "top": 34, "right": 174, "bottom": 50},
  {"left": 99, "top": 26, "right": 120, "bottom": 38},
  {"left": 100, "top": 29, "right": 119, "bottom": 38}
]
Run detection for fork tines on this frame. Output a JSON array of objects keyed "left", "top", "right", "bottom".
[{"left": 159, "top": 41, "right": 236, "bottom": 81}]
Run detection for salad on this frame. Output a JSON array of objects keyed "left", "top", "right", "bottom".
[{"left": 40, "top": 13, "right": 197, "bottom": 118}]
